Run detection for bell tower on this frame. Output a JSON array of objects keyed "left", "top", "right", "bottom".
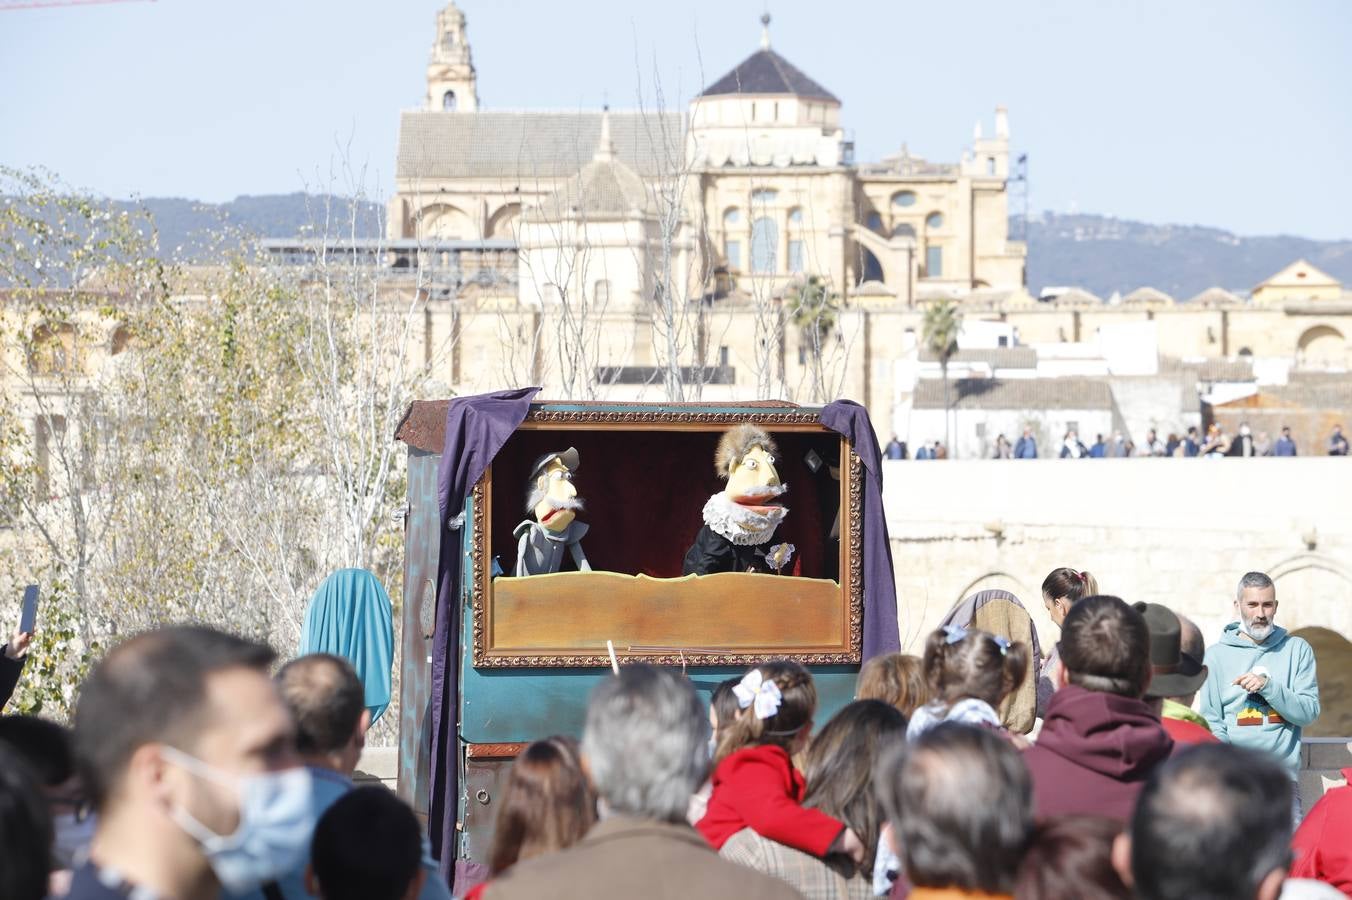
[{"left": 425, "top": 3, "right": 478, "bottom": 112}]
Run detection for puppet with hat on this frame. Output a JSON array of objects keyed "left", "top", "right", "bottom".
[
  {"left": 682, "top": 424, "right": 793, "bottom": 576},
  {"left": 514, "top": 447, "right": 592, "bottom": 577}
]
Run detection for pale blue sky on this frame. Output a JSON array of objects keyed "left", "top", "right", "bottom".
[{"left": 1, "top": 0, "right": 1349, "bottom": 238}]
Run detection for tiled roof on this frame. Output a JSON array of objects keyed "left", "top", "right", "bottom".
[
  {"left": 1184, "top": 286, "right": 1244, "bottom": 306},
  {"left": 1217, "top": 377, "right": 1352, "bottom": 411},
  {"left": 700, "top": 49, "right": 839, "bottom": 102},
  {"left": 395, "top": 110, "right": 684, "bottom": 181},
  {"left": 1122, "top": 286, "right": 1174, "bottom": 305},
  {"left": 913, "top": 377, "right": 1115, "bottom": 411},
  {"left": 532, "top": 157, "right": 654, "bottom": 220},
  {"left": 918, "top": 347, "right": 1038, "bottom": 368},
  {"left": 1160, "top": 356, "right": 1255, "bottom": 382}
]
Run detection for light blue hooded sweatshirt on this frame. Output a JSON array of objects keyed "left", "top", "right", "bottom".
[{"left": 1201, "top": 623, "right": 1320, "bottom": 776}]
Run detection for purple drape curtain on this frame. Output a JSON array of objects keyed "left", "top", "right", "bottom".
[
  {"left": 429, "top": 387, "right": 539, "bottom": 885},
  {"left": 820, "top": 399, "right": 902, "bottom": 660}
]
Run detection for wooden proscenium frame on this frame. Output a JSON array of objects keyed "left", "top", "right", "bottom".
[{"left": 469, "top": 409, "right": 864, "bottom": 668}]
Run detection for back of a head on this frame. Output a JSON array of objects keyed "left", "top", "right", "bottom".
[
  {"left": 1059, "top": 596, "right": 1151, "bottom": 698},
  {"left": 856, "top": 654, "right": 929, "bottom": 717},
  {"left": 802, "top": 699, "right": 906, "bottom": 875},
  {"left": 74, "top": 625, "right": 276, "bottom": 810},
  {"left": 876, "top": 722, "right": 1033, "bottom": 893},
  {"left": 582, "top": 664, "right": 706, "bottom": 823},
  {"left": 0, "top": 715, "right": 76, "bottom": 788},
  {"left": 311, "top": 786, "right": 422, "bottom": 900},
  {"left": 715, "top": 660, "right": 817, "bottom": 764},
  {"left": 1042, "top": 567, "right": 1098, "bottom": 604},
  {"left": 0, "top": 743, "right": 54, "bottom": 900},
  {"left": 277, "top": 653, "right": 365, "bottom": 757},
  {"left": 1131, "top": 744, "right": 1292, "bottom": 900},
  {"left": 1014, "top": 816, "right": 1129, "bottom": 900},
  {"left": 488, "top": 735, "right": 596, "bottom": 875},
  {"left": 710, "top": 676, "right": 742, "bottom": 734},
  {"left": 923, "top": 627, "right": 1029, "bottom": 710}
]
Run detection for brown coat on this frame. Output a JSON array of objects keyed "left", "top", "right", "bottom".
[{"left": 484, "top": 816, "right": 804, "bottom": 900}]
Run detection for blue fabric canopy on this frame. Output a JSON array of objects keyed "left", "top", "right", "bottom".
[{"left": 300, "top": 568, "right": 395, "bottom": 724}]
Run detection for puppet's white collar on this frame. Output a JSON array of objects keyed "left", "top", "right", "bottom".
[{"left": 702, "top": 491, "right": 787, "bottom": 546}]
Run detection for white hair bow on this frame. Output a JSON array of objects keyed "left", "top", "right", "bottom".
[{"left": 733, "top": 669, "right": 783, "bottom": 720}]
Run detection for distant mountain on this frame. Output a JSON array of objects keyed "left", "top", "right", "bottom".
[
  {"left": 128, "top": 193, "right": 383, "bottom": 259},
  {"left": 1021, "top": 212, "right": 1352, "bottom": 299},
  {"left": 111, "top": 195, "right": 1352, "bottom": 298}
]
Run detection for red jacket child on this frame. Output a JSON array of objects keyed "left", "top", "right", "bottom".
[
  {"left": 696, "top": 744, "right": 845, "bottom": 857},
  {"left": 1292, "top": 768, "right": 1352, "bottom": 894}
]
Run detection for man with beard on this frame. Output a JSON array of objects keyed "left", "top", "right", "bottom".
[
  {"left": 513, "top": 448, "right": 591, "bottom": 577},
  {"left": 682, "top": 425, "right": 790, "bottom": 576},
  {"left": 1201, "top": 571, "right": 1320, "bottom": 815}
]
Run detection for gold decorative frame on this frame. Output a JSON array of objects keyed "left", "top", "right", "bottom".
[{"left": 468, "top": 409, "right": 864, "bottom": 668}]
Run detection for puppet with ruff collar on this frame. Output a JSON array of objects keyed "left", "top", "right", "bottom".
[{"left": 682, "top": 425, "right": 792, "bottom": 575}]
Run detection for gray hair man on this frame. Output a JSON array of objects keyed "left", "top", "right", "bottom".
[
  {"left": 1199, "top": 572, "right": 1319, "bottom": 814},
  {"left": 485, "top": 664, "right": 797, "bottom": 900},
  {"left": 875, "top": 722, "right": 1033, "bottom": 898}
]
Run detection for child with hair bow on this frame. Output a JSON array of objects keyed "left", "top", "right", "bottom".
[
  {"left": 695, "top": 661, "right": 866, "bottom": 866},
  {"left": 907, "top": 624, "right": 1031, "bottom": 748}
]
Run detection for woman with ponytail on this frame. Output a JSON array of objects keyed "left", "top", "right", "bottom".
[
  {"left": 696, "top": 661, "right": 866, "bottom": 867},
  {"left": 1036, "top": 568, "right": 1099, "bottom": 717}
]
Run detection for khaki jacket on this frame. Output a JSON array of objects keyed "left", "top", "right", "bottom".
[{"left": 485, "top": 816, "right": 803, "bottom": 900}]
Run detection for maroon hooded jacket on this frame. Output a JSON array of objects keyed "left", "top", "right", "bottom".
[{"left": 1024, "top": 684, "right": 1175, "bottom": 822}]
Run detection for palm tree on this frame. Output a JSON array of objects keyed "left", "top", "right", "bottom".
[{"left": 922, "top": 298, "right": 962, "bottom": 455}]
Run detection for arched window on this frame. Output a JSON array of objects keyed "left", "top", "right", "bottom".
[
  {"left": 891, "top": 191, "right": 916, "bottom": 209},
  {"left": 723, "top": 208, "right": 742, "bottom": 271},
  {"left": 866, "top": 212, "right": 884, "bottom": 235},
  {"left": 110, "top": 325, "right": 131, "bottom": 356},
  {"left": 750, "top": 216, "right": 778, "bottom": 274},
  {"left": 442, "top": 90, "right": 458, "bottom": 111},
  {"left": 891, "top": 223, "right": 916, "bottom": 239},
  {"left": 857, "top": 248, "right": 883, "bottom": 285},
  {"left": 926, "top": 212, "right": 945, "bottom": 230},
  {"left": 28, "top": 323, "right": 78, "bottom": 375},
  {"left": 786, "top": 208, "right": 804, "bottom": 274}
]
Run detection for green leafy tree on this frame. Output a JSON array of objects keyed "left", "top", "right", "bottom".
[{"left": 922, "top": 298, "right": 963, "bottom": 454}]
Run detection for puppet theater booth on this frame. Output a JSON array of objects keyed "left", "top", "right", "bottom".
[{"left": 392, "top": 391, "right": 900, "bottom": 888}]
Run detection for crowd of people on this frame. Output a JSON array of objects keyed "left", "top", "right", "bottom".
[
  {"left": 0, "top": 569, "right": 1348, "bottom": 899},
  {"left": 886, "top": 422, "right": 1350, "bottom": 460}
]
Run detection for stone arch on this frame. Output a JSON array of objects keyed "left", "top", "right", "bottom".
[
  {"left": 1296, "top": 324, "right": 1347, "bottom": 370},
  {"left": 28, "top": 321, "right": 79, "bottom": 375},
  {"left": 417, "top": 203, "right": 475, "bottom": 240},
  {"left": 486, "top": 202, "right": 522, "bottom": 239},
  {"left": 1267, "top": 553, "right": 1352, "bottom": 639}
]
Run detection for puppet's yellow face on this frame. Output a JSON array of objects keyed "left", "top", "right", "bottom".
[
  {"left": 725, "top": 444, "right": 781, "bottom": 499},
  {"left": 533, "top": 459, "right": 577, "bottom": 532}
]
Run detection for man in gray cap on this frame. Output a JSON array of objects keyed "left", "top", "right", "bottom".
[{"left": 514, "top": 447, "right": 591, "bottom": 577}]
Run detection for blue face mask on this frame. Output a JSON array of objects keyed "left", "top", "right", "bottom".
[{"left": 161, "top": 745, "right": 314, "bottom": 894}]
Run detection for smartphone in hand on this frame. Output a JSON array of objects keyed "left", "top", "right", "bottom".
[{"left": 19, "top": 585, "right": 38, "bottom": 636}]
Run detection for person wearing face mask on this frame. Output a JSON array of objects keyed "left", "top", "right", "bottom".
[
  {"left": 0, "top": 714, "right": 95, "bottom": 891},
  {"left": 1226, "top": 422, "right": 1258, "bottom": 457},
  {"left": 228, "top": 653, "right": 452, "bottom": 900},
  {"left": 67, "top": 625, "right": 313, "bottom": 900}
]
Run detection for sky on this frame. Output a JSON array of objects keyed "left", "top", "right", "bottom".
[{"left": 1, "top": 0, "right": 1350, "bottom": 239}]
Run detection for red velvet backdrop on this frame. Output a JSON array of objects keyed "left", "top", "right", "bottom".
[{"left": 489, "top": 429, "right": 843, "bottom": 580}]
